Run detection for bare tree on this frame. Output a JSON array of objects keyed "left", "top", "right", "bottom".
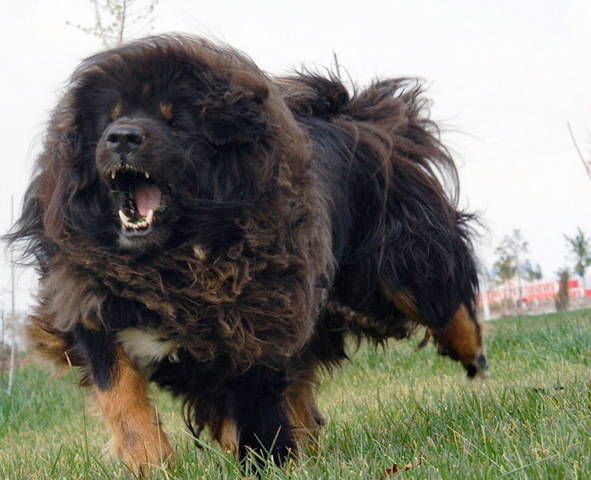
[
  {"left": 492, "top": 254, "right": 518, "bottom": 316},
  {"left": 495, "top": 229, "right": 529, "bottom": 311},
  {"left": 6, "top": 195, "right": 18, "bottom": 394},
  {"left": 67, "top": 0, "right": 159, "bottom": 48},
  {"left": 567, "top": 122, "right": 591, "bottom": 182},
  {"left": 5, "top": 195, "right": 17, "bottom": 394},
  {"left": 555, "top": 268, "right": 570, "bottom": 312},
  {"left": 478, "top": 266, "right": 493, "bottom": 321},
  {"left": 0, "top": 310, "right": 5, "bottom": 388},
  {"left": 6, "top": 314, "right": 18, "bottom": 395}
]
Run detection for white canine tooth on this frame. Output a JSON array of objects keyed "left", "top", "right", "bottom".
[
  {"left": 146, "top": 209, "right": 154, "bottom": 225},
  {"left": 145, "top": 172, "right": 150, "bottom": 179},
  {"left": 118, "top": 210, "right": 130, "bottom": 223}
]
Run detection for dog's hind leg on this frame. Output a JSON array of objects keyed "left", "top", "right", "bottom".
[
  {"left": 74, "top": 326, "right": 173, "bottom": 475},
  {"left": 382, "top": 288, "right": 488, "bottom": 378},
  {"left": 434, "top": 303, "right": 488, "bottom": 378},
  {"left": 283, "top": 369, "right": 324, "bottom": 450}
]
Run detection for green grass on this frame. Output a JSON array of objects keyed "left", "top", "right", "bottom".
[{"left": 1, "top": 310, "right": 590, "bottom": 479}]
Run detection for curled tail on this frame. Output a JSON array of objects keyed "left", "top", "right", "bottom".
[{"left": 279, "top": 72, "right": 457, "bottom": 197}]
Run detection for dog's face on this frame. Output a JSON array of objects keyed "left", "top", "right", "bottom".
[
  {"left": 95, "top": 103, "right": 186, "bottom": 249},
  {"left": 47, "top": 37, "right": 279, "bottom": 252}
]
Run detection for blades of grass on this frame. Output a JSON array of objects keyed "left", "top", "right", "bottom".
[
  {"left": 49, "top": 445, "right": 63, "bottom": 476},
  {"left": 179, "top": 428, "right": 242, "bottom": 475},
  {"left": 446, "top": 425, "right": 504, "bottom": 471},
  {"left": 500, "top": 452, "right": 560, "bottom": 477},
  {"left": 88, "top": 452, "right": 115, "bottom": 479}
]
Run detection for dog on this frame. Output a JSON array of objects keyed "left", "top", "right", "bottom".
[{"left": 7, "top": 35, "right": 487, "bottom": 473}]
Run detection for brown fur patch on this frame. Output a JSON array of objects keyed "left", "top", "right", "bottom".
[
  {"left": 111, "top": 102, "right": 122, "bottom": 121},
  {"left": 385, "top": 290, "right": 422, "bottom": 323},
  {"left": 212, "top": 417, "right": 239, "bottom": 454},
  {"left": 25, "top": 315, "right": 74, "bottom": 373},
  {"left": 159, "top": 102, "right": 173, "bottom": 120},
  {"left": 438, "top": 305, "right": 482, "bottom": 365},
  {"left": 284, "top": 371, "right": 323, "bottom": 447},
  {"left": 93, "top": 347, "right": 172, "bottom": 475}
]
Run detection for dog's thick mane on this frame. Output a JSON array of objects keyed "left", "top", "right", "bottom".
[
  {"left": 7, "top": 36, "right": 334, "bottom": 371},
  {"left": 8, "top": 36, "right": 316, "bottom": 262}
]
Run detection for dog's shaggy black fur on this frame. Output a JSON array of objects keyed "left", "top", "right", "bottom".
[{"left": 7, "top": 35, "right": 486, "bottom": 470}]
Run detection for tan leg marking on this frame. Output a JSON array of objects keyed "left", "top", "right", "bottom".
[
  {"left": 284, "top": 373, "right": 323, "bottom": 449},
  {"left": 25, "top": 318, "right": 72, "bottom": 372},
  {"left": 437, "top": 304, "right": 482, "bottom": 365},
  {"left": 382, "top": 286, "right": 482, "bottom": 358},
  {"left": 93, "top": 347, "right": 172, "bottom": 475},
  {"left": 211, "top": 417, "right": 239, "bottom": 455}
]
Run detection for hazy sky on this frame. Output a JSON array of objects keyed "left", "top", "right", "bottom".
[{"left": 1, "top": 0, "right": 590, "bottom": 310}]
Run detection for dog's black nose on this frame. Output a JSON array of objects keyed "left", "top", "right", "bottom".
[{"left": 105, "top": 124, "right": 144, "bottom": 154}]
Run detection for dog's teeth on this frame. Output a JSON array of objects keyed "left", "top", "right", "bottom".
[
  {"left": 111, "top": 170, "right": 116, "bottom": 180},
  {"left": 119, "top": 209, "right": 152, "bottom": 231},
  {"left": 118, "top": 210, "right": 130, "bottom": 223},
  {"left": 145, "top": 172, "right": 150, "bottom": 179}
]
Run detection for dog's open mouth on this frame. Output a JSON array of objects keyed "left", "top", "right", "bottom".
[{"left": 109, "top": 165, "right": 165, "bottom": 236}]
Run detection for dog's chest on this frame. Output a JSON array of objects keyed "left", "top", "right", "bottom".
[{"left": 117, "top": 328, "right": 180, "bottom": 372}]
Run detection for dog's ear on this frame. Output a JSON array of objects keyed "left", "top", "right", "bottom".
[
  {"left": 39, "top": 111, "right": 85, "bottom": 241},
  {"left": 200, "top": 79, "right": 270, "bottom": 146}
]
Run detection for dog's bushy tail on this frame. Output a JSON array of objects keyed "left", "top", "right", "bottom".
[
  {"left": 279, "top": 72, "right": 457, "bottom": 197},
  {"left": 279, "top": 72, "right": 478, "bottom": 328}
]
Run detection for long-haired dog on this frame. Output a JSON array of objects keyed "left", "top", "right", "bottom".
[{"left": 7, "top": 35, "right": 487, "bottom": 473}]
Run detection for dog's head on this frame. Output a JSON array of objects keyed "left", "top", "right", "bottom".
[{"left": 32, "top": 35, "right": 307, "bottom": 252}]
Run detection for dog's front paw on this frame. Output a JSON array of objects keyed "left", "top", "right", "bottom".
[{"left": 108, "top": 417, "right": 173, "bottom": 476}]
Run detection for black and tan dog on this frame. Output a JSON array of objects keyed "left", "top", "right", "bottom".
[{"left": 7, "top": 35, "right": 487, "bottom": 473}]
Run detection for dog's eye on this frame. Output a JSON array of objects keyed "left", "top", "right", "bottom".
[
  {"left": 160, "top": 103, "right": 177, "bottom": 129},
  {"left": 167, "top": 117, "right": 181, "bottom": 131}
]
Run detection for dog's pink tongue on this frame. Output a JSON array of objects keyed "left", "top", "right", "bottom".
[{"left": 134, "top": 184, "right": 162, "bottom": 217}]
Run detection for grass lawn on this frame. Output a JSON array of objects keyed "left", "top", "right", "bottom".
[{"left": 1, "top": 310, "right": 589, "bottom": 479}]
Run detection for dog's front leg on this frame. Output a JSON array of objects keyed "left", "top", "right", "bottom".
[
  {"left": 229, "top": 365, "right": 296, "bottom": 467},
  {"left": 73, "top": 326, "right": 173, "bottom": 475}
]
